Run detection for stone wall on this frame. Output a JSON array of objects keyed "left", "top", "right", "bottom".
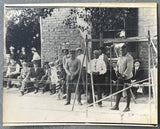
[{"left": 41, "top": 8, "right": 84, "bottom": 63}]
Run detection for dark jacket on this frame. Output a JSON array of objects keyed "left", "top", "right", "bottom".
[
  {"left": 27, "top": 67, "right": 44, "bottom": 80},
  {"left": 132, "top": 67, "right": 144, "bottom": 83}
]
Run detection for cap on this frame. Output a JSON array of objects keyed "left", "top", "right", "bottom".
[
  {"left": 49, "top": 62, "right": 54, "bottom": 66},
  {"left": 22, "top": 62, "right": 27, "bottom": 66},
  {"left": 31, "top": 47, "right": 37, "bottom": 52},
  {"left": 93, "top": 50, "right": 100, "bottom": 55},
  {"left": 76, "top": 47, "right": 83, "bottom": 51}
]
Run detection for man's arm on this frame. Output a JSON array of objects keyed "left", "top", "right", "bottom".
[
  {"left": 74, "top": 59, "right": 81, "bottom": 76},
  {"left": 98, "top": 60, "right": 107, "bottom": 75},
  {"left": 123, "top": 56, "right": 133, "bottom": 78},
  {"left": 65, "top": 60, "right": 71, "bottom": 76},
  {"left": 10, "top": 64, "right": 20, "bottom": 75},
  {"left": 6, "top": 66, "right": 11, "bottom": 77}
]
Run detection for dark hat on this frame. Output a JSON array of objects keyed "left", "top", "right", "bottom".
[
  {"left": 121, "top": 44, "right": 127, "bottom": 49},
  {"left": 93, "top": 50, "right": 100, "bottom": 55},
  {"left": 134, "top": 59, "right": 141, "bottom": 64}
]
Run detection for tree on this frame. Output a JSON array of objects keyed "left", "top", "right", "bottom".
[
  {"left": 63, "top": 7, "right": 137, "bottom": 39},
  {"left": 5, "top": 8, "right": 54, "bottom": 53}
]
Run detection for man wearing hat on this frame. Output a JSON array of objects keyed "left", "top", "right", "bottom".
[
  {"left": 88, "top": 50, "right": 106, "bottom": 107},
  {"left": 64, "top": 49, "right": 82, "bottom": 105},
  {"left": 9, "top": 46, "right": 18, "bottom": 61},
  {"left": 111, "top": 44, "right": 133, "bottom": 112},
  {"left": 62, "top": 47, "right": 70, "bottom": 97},
  {"left": 20, "top": 60, "right": 44, "bottom": 95}
]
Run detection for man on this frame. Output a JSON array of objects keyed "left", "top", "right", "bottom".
[
  {"left": 5, "top": 58, "right": 21, "bottom": 89},
  {"left": 111, "top": 44, "right": 133, "bottom": 112},
  {"left": 62, "top": 47, "right": 70, "bottom": 98},
  {"left": 65, "top": 49, "right": 82, "bottom": 105},
  {"left": 76, "top": 47, "right": 86, "bottom": 94},
  {"left": 48, "top": 61, "right": 59, "bottom": 95},
  {"left": 99, "top": 46, "right": 110, "bottom": 96},
  {"left": 20, "top": 60, "right": 44, "bottom": 95},
  {"left": 88, "top": 50, "right": 106, "bottom": 107}
]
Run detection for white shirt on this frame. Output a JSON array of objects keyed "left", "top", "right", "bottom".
[
  {"left": 50, "top": 67, "right": 59, "bottom": 85},
  {"left": 88, "top": 58, "right": 106, "bottom": 75},
  {"left": 77, "top": 54, "right": 86, "bottom": 67},
  {"left": 6, "top": 63, "right": 20, "bottom": 77},
  {"left": 32, "top": 52, "right": 41, "bottom": 61}
]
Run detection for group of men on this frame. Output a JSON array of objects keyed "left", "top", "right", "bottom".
[
  {"left": 5, "top": 43, "right": 135, "bottom": 112},
  {"left": 62, "top": 44, "right": 134, "bottom": 112}
]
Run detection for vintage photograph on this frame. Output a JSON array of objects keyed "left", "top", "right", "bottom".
[{"left": 3, "top": 3, "right": 158, "bottom": 126}]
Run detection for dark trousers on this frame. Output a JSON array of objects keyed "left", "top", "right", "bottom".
[
  {"left": 66, "top": 75, "right": 81, "bottom": 103},
  {"left": 88, "top": 74, "right": 105, "bottom": 105},
  {"left": 115, "top": 79, "right": 131, "bottom": 108}
]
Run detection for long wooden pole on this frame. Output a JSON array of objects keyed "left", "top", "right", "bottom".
[
  {"left": 87, "top": 78, "right": 150, "bottom": 107},
  {"left": 72, "top": 44, "right": 87, "bottom": 111},
  {"left": 148, "top": 30, "right": 151, "bottom": 123}
]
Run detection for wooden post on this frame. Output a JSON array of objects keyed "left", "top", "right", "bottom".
[
  {"left": 148, "top": 30, "right": 151, "bottom": 123},
  {"left": 100, "top": 32, "right": 103, "bottom": 47}
]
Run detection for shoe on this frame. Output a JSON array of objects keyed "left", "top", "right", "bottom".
[
  {"left": 111, "top": 106, "right": 119, "bottom": 110},
  {"left": 123, "top": 107, "right": 130, "bottom": 112},
  {"left": 21, "top": 91, "right": 24, "bottom": 96},
  {"left": 78, "top": 102, "right": 83, "bottom": 105},
  {"left": 34, "top": 89, "right": 38, "bottom": 94},
  {"left": 64, "top": 102, "right": 70, "bottom": 105},
  {"left": 62, "top": 94, "right": 67, "bottom": 99},
  {"left": 98, "top": 104, "right": 102, "bottom": 107}
]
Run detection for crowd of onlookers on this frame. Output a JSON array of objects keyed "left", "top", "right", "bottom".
[{"left": 4, "top": 44, "right": 146, "bottom": 111}]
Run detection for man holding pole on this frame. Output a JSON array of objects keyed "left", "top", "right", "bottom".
[
  {"left": 111, "top": 44, "right": 133, "bottom": 112},
  {"left": 64, "top": 49, "right": 82, "bottom": 105}
]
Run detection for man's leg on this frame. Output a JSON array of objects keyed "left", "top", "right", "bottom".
[
  {"left": 111, "top": 79, "right": 123, "bottom": 110},
  {"left": 65, "top": 76, "right": 71, "bottom": 105},
  {"left": 34, "top": 81, "right": 39, "bottom": 94},
  {"left": 20, "top": 79, "right": 29, "bottom": 95},
  {"left": 123, "top": 80, "right": 131, "bottom": 112}
]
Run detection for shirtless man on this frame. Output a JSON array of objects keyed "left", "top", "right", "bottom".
[{"left": 65, "top": 49, "right": 82, "bottom": 105}]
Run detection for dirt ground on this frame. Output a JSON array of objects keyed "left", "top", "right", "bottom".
[{"left": 2, "top": 87, "right": 157, "bottom": 126}]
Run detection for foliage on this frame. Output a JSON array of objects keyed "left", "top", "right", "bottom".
[
  {"left": 63, "top": 8, "right": 136, "bottom": 37},
  {"left": 6, "top": 8, "right": 54, "bottom": 53}
]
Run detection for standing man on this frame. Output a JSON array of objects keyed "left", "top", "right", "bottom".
[
  {"left": 88, "top": 50, "right": 106, "bottom": 107},
  {"left": 76, "top": 47, "right": 86, "bottom": 94},
  {"left": 65, "top": 49, "right": 82, "bottom": 105},
  {"left": 62, "top": 48, "right": 70, "bottom": 98},
  {"left": 99, "top": 46, "right": 110, "bottom": 96},
  {"left": 111, "top": 44, "right": 133, "bottom": 112}
]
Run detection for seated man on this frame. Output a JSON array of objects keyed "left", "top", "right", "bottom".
[
  {"left": 5, "top": 58, "right": 20, "bottom": 89},
  {"left": 48, "top": 61, "right": 59, "bottom": 95},
  {"left": 17, "top": 61, "right": 30, "bottom": 88},
  {"left": 20, "top": 60, "right": 44, "bottom": 95},
  {"left": 39, "top": 62, "right": 50, "bottom": 93}
]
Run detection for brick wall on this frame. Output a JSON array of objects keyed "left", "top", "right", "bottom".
[
  {"left": 41, "top": 8, "right": 85, "bottom": 63},
  {"left": 137, "top": 7, "right": 157, "bottom": 78}
]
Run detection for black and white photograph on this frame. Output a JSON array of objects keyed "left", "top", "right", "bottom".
[{"left": 3, "top": 3, "right": 158, "bottom": 126}]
